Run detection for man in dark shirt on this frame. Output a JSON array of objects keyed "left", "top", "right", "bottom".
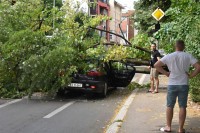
[{"left": 148, "top": 43, "right": 161, "bottom": 93}]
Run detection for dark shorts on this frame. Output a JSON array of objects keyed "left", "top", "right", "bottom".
[{"left": 167, "top": 85, "right": 189, "bottom": 108}]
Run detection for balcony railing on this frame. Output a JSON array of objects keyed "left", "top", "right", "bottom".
[{"left": 89, "top": 0, "right": 109, "bottom": 4}]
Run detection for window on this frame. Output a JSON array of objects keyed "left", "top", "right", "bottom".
[
  {"left": 121, "top": 16, "right": 127, "bottom": 21},
  {"left": 110, "top": 34, "right": 112, "bottom": 39},
  {"left": 90, "top": 5, "right": 97, "bottom": 15}
]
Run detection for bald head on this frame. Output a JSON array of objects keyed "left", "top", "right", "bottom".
[{"left": 175, "top": 40, "right": 185, "bottom": 51}]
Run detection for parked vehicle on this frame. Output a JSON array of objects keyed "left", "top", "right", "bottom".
[{"left": 59, "top": 60, "right": 136, "bottom": 97}]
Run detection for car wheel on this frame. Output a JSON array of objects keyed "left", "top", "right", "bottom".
[
  {"left": 113, "top": 86, "right": 117, "bottom": 90},
  {"left": 57, "top": 88, "right": 66, "bottom": 96},
  {"left": 100, "top": 82, "right": 108, "bottom": 98}
]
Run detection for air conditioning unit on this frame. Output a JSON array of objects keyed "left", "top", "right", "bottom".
[{"left": 90, "top": 15, "right": 96, "bottom": 18}]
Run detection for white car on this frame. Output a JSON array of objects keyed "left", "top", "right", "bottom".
[{"left": 159, "top": 49, "right": 166, "bottom": 57}]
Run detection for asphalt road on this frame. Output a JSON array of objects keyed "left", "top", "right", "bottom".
[{"left": 0, "top": 74, "right": 143, "bottom": 133}]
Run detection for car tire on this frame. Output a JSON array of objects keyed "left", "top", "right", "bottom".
[
  {"left": 57, "top": 88, "right": 66, "bottom": 96},
  {"left": 113, "top": 86, "right": 117, "bottom": 90},
  {"left": 100, "top": 82, "right": 108, "bottom": 98}
]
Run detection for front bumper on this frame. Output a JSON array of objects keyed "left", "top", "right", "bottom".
[{"left": 65, "top": 80, "right": 105, "bottom": 93}]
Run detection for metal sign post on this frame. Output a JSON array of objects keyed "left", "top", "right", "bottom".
[{"left": 152, "top": 8, "right": 165, "bottom": 50}]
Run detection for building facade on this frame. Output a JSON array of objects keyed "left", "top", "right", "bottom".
[
  {"left": 109, "top": 0, "right": 124, "bottom": 43},
  {"left": 89, "top": 0, "right": 110, "bottom": 41},
  {"left": 121, "top": 10, "right": 134, "bottom": 44}
]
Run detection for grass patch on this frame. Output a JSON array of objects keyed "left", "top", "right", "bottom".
[
  {"left": 114, "top": 119, "right": 123, "bottom": 123},
  {"left": 128, "top": 82, "right": 150, "bottom": 91}
]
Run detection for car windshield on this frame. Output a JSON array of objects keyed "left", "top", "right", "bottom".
[
  {"left": 111, "top": 61, "right": 127, "bottom": 70},
  {"left": 76, "top": 59, "right": 105, "bottom": 74}
]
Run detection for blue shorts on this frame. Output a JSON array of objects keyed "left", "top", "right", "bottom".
[{"left": 167, "top": 85, "right": 189, "bottom": 108}]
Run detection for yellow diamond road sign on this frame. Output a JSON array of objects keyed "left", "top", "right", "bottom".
[{"left": 152, "top": 8, "right": 165, "bottom": 21}]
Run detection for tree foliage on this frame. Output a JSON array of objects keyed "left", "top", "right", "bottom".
[
  {"left": 134, "top": 0, "right": 171, "bottom": 33},
  {"left": 134, "top": 0, "right": 200, "bottom": 102},
  {"left": 0, "top": 0, "right": 109, "bottom": 98},
  {"left": 158, "top": 0, "right": 200, "bottom": 102},
  {"left": 130, "top": 33, "right": 150, "bottom": 60}
]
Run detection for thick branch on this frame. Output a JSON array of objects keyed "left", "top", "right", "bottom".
[{"left": 89, "top": 26, "right": 151, "bottom": 54}]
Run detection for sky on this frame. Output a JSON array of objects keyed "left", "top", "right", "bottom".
[{"left": 115, "top": 0, "right": 138, "bottom": 10}]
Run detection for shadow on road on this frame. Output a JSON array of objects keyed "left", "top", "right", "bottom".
[{"left": 55, "top": 87, "right": 133, "bottom": 101}]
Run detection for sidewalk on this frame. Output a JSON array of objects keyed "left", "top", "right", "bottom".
[{"left": 119, "top": 75, "right": 200, "bottom": 133}]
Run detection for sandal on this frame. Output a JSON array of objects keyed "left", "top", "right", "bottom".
[
  {"left": 147, "top": 90, "right": 153, "bottom": 93},
  {"left": 160, "top": 127, "right": 171, "bottom": 132},
  {"left": 178, "top": 129, "right": 185, "bottom": 133},
  {"left": 152, "top": 91, "right": 159, "bottom": 94}
]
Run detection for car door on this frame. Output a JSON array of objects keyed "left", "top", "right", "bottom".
[{"left": 107, "top": 60, "right": 136, "bottom": 87}]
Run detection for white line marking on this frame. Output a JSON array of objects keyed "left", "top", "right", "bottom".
[
  {"left": 131, "top": 73, "right": 141, "bottom": 82},
  {"left": 131, "top": 77, "right": 138, "bottom": 82},
  {"left": 43, "top": 101, "right": 75, "bottom": 118},
  {"left": 105, "top": 74, "right": 147, "bottom": 133},
  {"left": 0, "top": 99, "right": 22, "bottom": 109},
  {"left": 138, "top": 74, "right": 147, "bottom": 84},
  {"left": 105, "top": 89, "right": 138, "bottom": 133}
]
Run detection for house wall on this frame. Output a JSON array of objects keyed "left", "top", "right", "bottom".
[
  {"left": 121, "top": 10, "right": 134, "bottom": 44},
  {"left": 109, "top": 0, "right": 123, "bottom": 43}
]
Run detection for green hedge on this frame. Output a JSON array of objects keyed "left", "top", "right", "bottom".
[{"left": 190, "top": 72, "right": 200, "bottom": 102}]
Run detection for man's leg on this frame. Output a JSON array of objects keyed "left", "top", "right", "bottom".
[
  {"left": 178, "top": 85, "right": 189, "bottom": 132},
  {"left": 154, "top": 77, "right": 159, "bottom": 92},
  {"left": 165, "top": 107, "right": 173, "bottom": 131},
  {"left": 155, "top": 69, "right": 159, "bottom": 92},
  {"left": 152, "top": 69, "right": 159, "bottom": 93},
  {"left": 150, "top": 76, "right": 154, "bottom": 91},
  {"left": 149, "top": 68, "right": 154, "bottom": 91},
  {"left": 161, "top": 85, "right": 177, "bottom": 132},
  {"left": 179, "top": 108, "right": 186, "bottom": 132},
  {"left": 161, "top": 107, "right": 174, "bottom": 132}
]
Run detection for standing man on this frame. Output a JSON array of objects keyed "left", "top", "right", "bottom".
[
  {"left": 154, "top": 40, "right": 200, "bottom": 133},
  {"left": 148, "top": 43, "right": 161, "bottom": 93}
]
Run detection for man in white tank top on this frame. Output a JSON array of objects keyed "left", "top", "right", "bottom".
[{"left": 154, "top": 40, "right": 200, "bottom": 133}]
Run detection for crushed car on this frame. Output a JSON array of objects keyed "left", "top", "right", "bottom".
[{"left": 59, "top": 60, "right": 136, "bottom": 97}]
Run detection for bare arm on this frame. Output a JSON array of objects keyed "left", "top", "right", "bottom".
[
  {"left": 154, "top": 60, "right": 170, "bottom": 77},
  {"left": 188, "top": 62, "right": 200, "bottom": 78}
]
